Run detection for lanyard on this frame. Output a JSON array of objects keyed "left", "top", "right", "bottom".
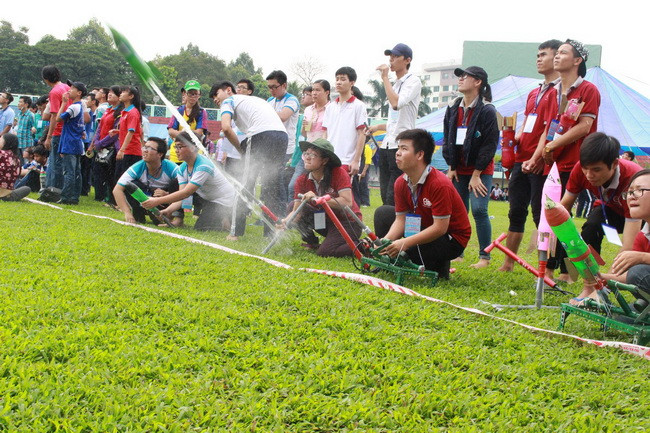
[
  {"left": 410, "top": 167, "right": 431, "bottom": 209},
  {"left": 598, "top": 186, "right": 615, "bottom": 224},
  {"left": 533, "top": 82, "right": 554, "bottom": 113}
]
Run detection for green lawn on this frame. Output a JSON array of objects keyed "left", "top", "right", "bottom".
[{"left": 1, "top": 190, "right": 648, "bottom": 431}]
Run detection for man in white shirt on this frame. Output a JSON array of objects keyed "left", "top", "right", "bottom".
[
  {"left": 367, "top": 43, "right": 421, "bottom": 206},
  {"left": 210, "top": 80, "right": 288, "bottom": 238},
  {"left": 323, "top": 66, "right": 367, "bottom": 178}
]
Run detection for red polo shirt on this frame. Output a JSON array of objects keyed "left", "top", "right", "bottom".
[
  {"left": 394, "top": 167, "right": 471, "bottom": 247},
  {"left": 566, "top": 158, "right": 642, "bottom": 218},
  {"left": 294, "top": 166, "right": 362, "bottom": 220},
  {"left": 118, "top": 105, "right": 143, "bottom": 156},
  {"left": 518, "top": 82, "right": 558, "bottom": 163},
  {"left": 97, "top": 107, "right": 115, "bottom": 141},
  {"left": 552, "top": 79, "right": 600, "bottom": 172},
  {"left": 633, "top": 228, "right": 650, "bottom": 253}
]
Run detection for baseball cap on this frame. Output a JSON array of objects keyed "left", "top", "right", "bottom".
[
  {"left": 384, "top": 43, "right": 413, "bottom": 59},
  {"left": 184, "top": 80, "right": 201, "bottom": 91}
]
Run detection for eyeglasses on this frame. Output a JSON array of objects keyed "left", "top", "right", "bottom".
[
  {"left": 267, "top": 84, "right": 282, "bottom": 90},
  {"left": 458, "top": 73, "right": 472, "bottom": 80},
  {"left": 236, "top": 85, "right": 249, "bottom": 91},
  {"left": 302, "top": 152, "right": 320, "bottom": 159},
  {"left": 174, "top": 144, "right": 187, "bottom": 150},
  {"left": 622, "top": 189, "right": 650, "bottom": 200},
  {"left": 141, "top": 146, "right": 158, "bottom": 152}
]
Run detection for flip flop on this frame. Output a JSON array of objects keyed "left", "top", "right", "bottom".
[{"left": 569, "top": 297, "right": 585, "bottom": 306}]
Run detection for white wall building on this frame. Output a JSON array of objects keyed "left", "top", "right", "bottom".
[{"left": 416, "top": 60, "right": 461, "bottom": 112}]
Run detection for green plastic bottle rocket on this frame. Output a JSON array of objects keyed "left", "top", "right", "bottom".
[
  {"left": 544, "top": 196, "right": 604, "bottom": 285},
  {"left": 109, "top": 26, "right": 159, "bottom": 91},
  {"left": 124, "top": 182, "right": 161, "bottom": 216}
]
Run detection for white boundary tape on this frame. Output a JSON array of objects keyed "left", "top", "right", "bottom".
[{"left": 25, "top": 198, "right": 650, "bottom": 361}]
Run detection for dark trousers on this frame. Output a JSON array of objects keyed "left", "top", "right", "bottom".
[
  {"left": 507, "top": 162, "right": 547, "bottom": 232},
  {"left": 15, "top": 170, "right": 41, "bottom": 192},
  {"left": 127, "top": 178, "right": 180, "bottom": 224},
  {"left": 234, "top": 130, "right": 288, "bottom": 236},
  {"left": 575, "top": 190, "right": 594, "bottom": 218},
  {"left": 377, "top": 148, "right": 402, "bottom": 206},
  {"left": 193, "top": 194, "right": 231, "bottom": 231},
  {"left": 81, "top": 143, "right": 92, "bottom": 196},
  {"left": 93, "top": 154, "right": 115, "bottom": 202},
  {"left": 351, "top": 158, "right": 369, "bottom": 207},
  {"left": 296, "top": 206, "right": 363, "bottom": 257},
  {"left": 373, "top": 205, "right": 465, "bottom": 279}
]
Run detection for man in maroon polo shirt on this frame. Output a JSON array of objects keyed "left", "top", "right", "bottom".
[
  {"left": 559, "top": 132, "right": 642, "bottom": 303},
  {"left": 538, "top": 39, "right": 601, "bottom": 282},
  {"left": 373, "top": 129, "right": 471, "bottom": 279},
  {"left": 499, "top": 39, "right": 562, "bottom": 272}
]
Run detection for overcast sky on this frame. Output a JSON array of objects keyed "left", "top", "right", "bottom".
[{"left": 5, "top": 0, "right": 650, "bottom": 97}]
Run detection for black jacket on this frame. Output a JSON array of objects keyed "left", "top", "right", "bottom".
[{"left": 442, "top": 97, "right": 499, "bottom": 172}]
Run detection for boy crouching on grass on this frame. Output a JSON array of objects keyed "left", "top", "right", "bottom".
[{"left": 373, "top": 129, "right": 471, "bottom": 279}]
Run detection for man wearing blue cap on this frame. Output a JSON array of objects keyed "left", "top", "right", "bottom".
[{"left": 366, "top": 43, "right": 421, "bottom": 206}]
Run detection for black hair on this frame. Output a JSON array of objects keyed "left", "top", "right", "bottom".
[
  {"left": 303, "top": 86, "right": 313, "bottom": 94},
  {"left": 69, "top": 81, "right": 88, "bottom": 98},
  {"left": 481, "top": 83, "right": 493, "bottom": 103},
  {"left": 627, "top": 168, "right": 650, "bottom": 190},
  {"left": 237, "top": 79, "right": 255, "bottom": 94},
  {"left": 538, "top": 39, "right": 562, "bottom": 51},
  {"left": 184, "top": 93, "right": 201, "bottom": 125},
  {"left": 19, "top": 95, "right": 31, "bottom": 108},
  {"left": 100, "top": 87, "right": 110, "bottom": 99},
  {"left": 351, "top": 86, "right": 364, "bottom": 101},
  {"left": 146, "top": 136, "right": 168, "bottom": 161},
  {"left": 622, "top": 150, "right": 635, "bottom": 161},
  {"left": 313, "top": 79, "right": 331, "bottom": 101},
  {"left": 335, "top": 66, "right": 357, "bottom": 83},
  {"left": 36, "top": 95, "right": 49, "bottom": 106},
  {"left": 580, "top": 132, "right": 620, "bottom": 169},
  {"left": 33, "top": 144, "right": 49, "bottom": 158},
  {"left": 1, "top": 133, "right": 19, "bottom": 158},
  {"left": 564, "top": 41, "right": 587, "bottom": 78},
  {"left": 121, "top": 86, "right": 141, "bottom": 113},
  {"left": 140, "top": 101, "right": 147, "bottom": 115},
  {"left": 176, "top": 130, "right": 199, "bottom": 151},
  {"left": 266, "top": 70, "right": 287, "bottom": 86},
  {"left": 209, "top": 81, "right": 236, "bottom": 99},
  {"left": 307, "top": 145, "right": 336, "bottom": 194},
  {"left": 41, "top": 65, "right": 61, "bottom": 83},
  {"left": 24, "top": 146, "right": 34, "bottom": 156},
  {"left": 396, "top": 129, "right": 434, "bottom": 165},
  {"left": 109, "top": 85, "right": 125, "bottom": 125},
  {"left": 1, "top": 92, "right": 14, "bottom": 104}
]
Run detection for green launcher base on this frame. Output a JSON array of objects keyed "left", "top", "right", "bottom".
[{"left": 361, "top": 257, "right": 439, "bottom": 287}]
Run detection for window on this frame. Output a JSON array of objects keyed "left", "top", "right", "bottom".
[
  {"left": 433, "top": 86, "right": 440, "bottom": 92},
  {"left": 424, "top": 97, "right": 430, "bottom": 103},
  {"left": 442, "top": 96, "right": 449, "bottom": 102},
  {"left": 432, "top": 97, "right": 439, "bottom": 103},
  {"left": 443, "top": 85, "right": 449, "bottom": 91}
]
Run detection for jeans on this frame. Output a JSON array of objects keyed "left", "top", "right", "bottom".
[
  {"left": 628, "top": 264, "right": 650, "bottom": 295},
  {"left": 453, "top": 173, "right": 493, "bottom": 260},
  {"left": 61, "top": 154, "right": 82, "bottom": 202},
  {"left": 234, "top": 130, "right": 288, "bottom": 237},
  {"left": 46, "top": 135, "right": 63, "bottom": 189},
  {"left": 377, "top": 147, "right": 402, "bottom": 206}
]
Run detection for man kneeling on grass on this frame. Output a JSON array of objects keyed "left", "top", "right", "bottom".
[
  {"left": 113, "top": 137, "right": 181, "bottom": 225},
  {"left": 142, "top": 131, "right": 236, "bottom": 231},
  {"left": 280, "top": 138, "right": 362, "bottom": 257},
  {"left": 373, "top": 129, "right": 471, "bottom": 279}
]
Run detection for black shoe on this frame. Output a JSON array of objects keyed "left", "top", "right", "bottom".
[{"left": 56, "top": 199, "right": 79, "bottom": 205}]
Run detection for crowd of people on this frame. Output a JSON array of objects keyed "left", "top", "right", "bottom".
[{"left": 1, "top": 39, "right": 648, "bottom": 300}]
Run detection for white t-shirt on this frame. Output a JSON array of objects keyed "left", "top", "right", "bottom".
[
  {"left": 220, "top": 95, "right": 285, "bottom": 138},
  {"left": 177, "top": 154, "right": 236, "bottom": 207},
  {"left": 267, "top": 93, "right": 300, "bottom": 155},
  {"left": 322, "top": 96, "right": 368, "bottom": 165},
  {"left": 384, "top": 73, "right": 422, "bottom": 149}
]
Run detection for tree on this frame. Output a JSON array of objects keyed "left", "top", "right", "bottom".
[
  {"left": 292, "top": 56, "right": 325, "bottom": 87},
  {"left": 228, "top": 52, "right": 260, "bottom": 76},
  {"left": 418, "top": 80, "right": 432, "bottom": 117},
  {"left": 366, "top": 79, "right": 388, "bottom": 118},
  {"left": 67, "top": 18, "right": 113, "bottom": 48},
  {"left": 154, "top": 44, "right": 228, "bottom": 93},
  {"left": 250, "top": 73, "right": 270, "bottom": 100},
  {"left": 0, "top": 20, "right": 29, "bottom": 49}
]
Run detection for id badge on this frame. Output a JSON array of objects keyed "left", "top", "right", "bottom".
[
  {"left": 405, "top": 213, "right": 421, "bottom": 237},
  {"left": 304, "top": 121, "right": 312, "bottom": 132},
  {"left": 546, "top": 119, "right": 560, "bottom": 141},
  {"left": 523, "top": 114, "right": 537, "bottom": 133},
  {"left": 602, "top": 224, "right": 622, "bottom": 246},
  {"left": 314, "top": 211, "right": 326, "bottom": 230},
  {"left": 456, "top": 127, "right": 467, "bottom": 146}
]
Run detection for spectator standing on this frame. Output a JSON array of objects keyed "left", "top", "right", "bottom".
[
  {"left": 167, "top": 80, "right": 208, "bottom": 165},
  {"left": 442, "top": 66, "right": 499, "bottom": 269},
  {"left": 16, "top": 96, "right": 36, "bottom": 163},
  {"left": 41, "top": 65, "right": 70, "bottom": 189},
  {"left": 367, "top": 43, "right": 421, "bottom": 206},
  {"left": 0, "top": 92, "right": 16, "bottom": 138},
  {"left": 56, "top": 82, "right": 87, "bottom": 205}
]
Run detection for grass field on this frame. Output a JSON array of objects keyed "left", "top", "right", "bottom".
[{"left": 1, "top": 189, "right": 649, "bottom": 431}]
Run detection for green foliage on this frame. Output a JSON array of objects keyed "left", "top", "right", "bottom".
[
  {"left": 367, "top": 79, "right": 388, "bottom": 117},
  {"left": 0, "top": 20, "right": 29, "bottom": 48},
  {"left": 250, "top": 73, "right": 271, "bottom": 100},
  {"left": 1, "top": 194, "right": 649, "bottom": 430},
  {"left": 66, "top": 18, "right": 113, "bottom": 48}
]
